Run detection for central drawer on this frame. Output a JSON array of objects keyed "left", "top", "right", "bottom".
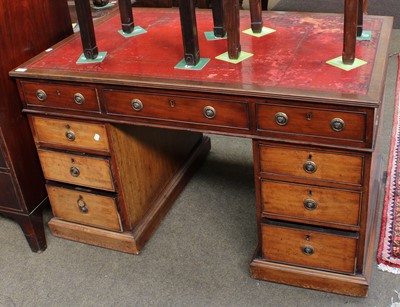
[
  {"left": 261, "top": 220, "right": 358, "bottom": 274},
  {"left": 38, "top": 149, "right": 115, "bottom": 191},
  {"left": 103, "top": 89, "right": 250, "bottom": 129},
  {"left": 47, "top": 184, "right": 122, "bottom": 232}
]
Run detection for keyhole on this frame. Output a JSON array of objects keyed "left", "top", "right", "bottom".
[
  {"left": 306, "top": 112, "right": 312, "bottom": 121},
  {"left": 305, "top": 235, "right": 310, "bottom": 241}
]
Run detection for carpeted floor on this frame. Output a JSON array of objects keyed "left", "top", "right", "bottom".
[{"left": 271, "top": 0, "right": 400, "bottom": 28}]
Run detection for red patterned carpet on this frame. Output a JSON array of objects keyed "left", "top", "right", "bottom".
[{"left": 377, "top": 55, "right": 400, "bottom": 274}]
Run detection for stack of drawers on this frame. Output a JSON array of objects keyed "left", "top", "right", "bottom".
[
  {"left": 251, "top": 99, "right": 379, "bottom": 296},
  {"left": 24, "top": 81, "right": 209, "bottom": 254}
]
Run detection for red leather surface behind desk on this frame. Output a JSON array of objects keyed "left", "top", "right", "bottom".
[{"left": 27, "top": 8, "right": 383, "bottom": 95}]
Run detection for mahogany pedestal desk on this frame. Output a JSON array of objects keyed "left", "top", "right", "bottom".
[{"left": 11, "top": 8, "right": 392, "bottom": 296}]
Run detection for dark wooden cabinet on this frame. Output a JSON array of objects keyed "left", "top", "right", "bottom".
[{"left": 0, "top": 0, "right": 72, "bottom": 251}]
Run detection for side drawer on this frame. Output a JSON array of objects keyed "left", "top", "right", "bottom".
[
  {"left": 258, "top": 144, "right": 364, "bottom": 186},
  {"left": 261, "top": 180, "right": 361, "bottom": 227},
  {"left": 32, "top": 117, "right": 109, "bottom": 152},
  {"left": 256, "top": 102, "right": 370, "bottom": 145},
  {"left": 103, "top": 89, "right": 250, "bottom": 130},
  {"left": 38, "top": 149, "right": 115, "bottom": 191},
  {"left": 261, "top": 220, "right": 358, "bottom": 274},
  {"left": 47, "top": 184, "right": 122, "bottom": 232},
  {"left": 21, "top": 81, "right": 100, "bottom": 113}
]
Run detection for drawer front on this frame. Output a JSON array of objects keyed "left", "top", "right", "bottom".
[
  {"left": 47, "top": 185, "right": 121, "bottom": 232},
  {"left": 261, "top": 180, "right": 361, "bottom": 226},
  {"left": 256, "top": 103, "right": 367, "bottom": 143},
  {"left": 259, "top": 145, "right": 363, "bottom": 185},
  {"left": 261, "top": 222, "right": 357, "bottom": 274},
  {"left": 38, "top": 149, "right": 115, "bottom": 191},
  {"left": 103, "top": 90, "right": 249, "bottom": 129},
  {"left": 21, "top": 81, "right": 100, "bottom": 112},
  {"left": 32, "top": 117, "right": 109, "bottom": 152}
]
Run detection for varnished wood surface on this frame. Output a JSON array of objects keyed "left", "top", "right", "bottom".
[
  {"left": 47, "top": 184, "right": 122, "bottom": 232},
  {"left": 0, "top": 0, "right": 72, "bottom": 251},
  {"left": 32, "top": 117, "right": 110, "bottom": 152},
  {"left": 38, "top": 149, "right": 115, "bottom": 191},
  {"left": 261, "top": 221, "right": 358, "bottom": 274},
  {"left": 10, "top": 9, "right": 393, "bottom": 106}
]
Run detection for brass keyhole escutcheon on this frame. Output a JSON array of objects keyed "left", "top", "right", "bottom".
[
  {"left": 70, "top": 166, "right": 80, "bottom": 177},
  {"left": 77, "top": 195, "right": 88, "bottom": 213},
  {"left": 274, "top": 112, "right": 288, "bottom": 126},
  {"left": 131, "top": 98, "right": 143, "bottom": 111},
  {"left": 169, "top": 100, "right": 175, "bottom": 107}
]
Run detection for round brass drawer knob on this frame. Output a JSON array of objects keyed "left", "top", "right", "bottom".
[
  {"left": 131, "top": 99, "right": 143, "bottom": 111},
  {"left": 77, "top": 196, "right": 88, "bottom": 213},
  {"left": 304, "top": 199, "right": 317, "bottom": 210},
  {"left": 203, "top": 106, "right": 216, "bottom": 119},
  {"left": 302, "top": 245, "right": 314, "bottom": 256},
  {"left": 303, "top": 160, "right": 317, "bottom": 174},
  {"left": 330, "top": 118, "right": 345, "bottom": 132},
  {"left": 74, "top": 93, "right": 85, "bottom": 105},
  {"left": 70, "top": 166, "right": 80, "bottom": 177},
  {"left": 65, "top": 130, "right": 75, "bottom": 141},
  {"left": 36, "top": 89, "right": 47, "bottom": 102},
  {"left": 274, "top": 112, "right": 288, "bottom": 126}
]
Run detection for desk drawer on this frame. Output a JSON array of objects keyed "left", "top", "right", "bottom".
[
  {"left": 47, "top": 184, "right": 121, "bottom": 232},
  {"left": 21, "top": 81, "right": 100, "bottom": 112},
  {"left": 103, "top": 90, "right": 249, "bottom": 129},
  {"left": 261, "top": 180, "right": 361, "bottom": 227},
  {"left": 258, "top": 144, "right": 364, "bottom": 186},
  {"left": 261, "top": 221, "right": 358, "bottom": 274},
  {"left": 256, "top": 102, "right": 368, "bottom": 144},
  {"left": 32, "top": 117, "right": 109, "bottom": 152},
  {"left": 38, "top": 149, "right": 115, "bottom": 191}
]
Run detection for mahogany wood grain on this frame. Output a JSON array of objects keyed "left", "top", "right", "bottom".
[
  {"left": 258, "top": 144, "right": 364, "bottom": 186},
  {"left": 32, "top": 117, "right": 110, "bottom": 152},
  {"left": 21, "top": 81, "right": 100, "bottom": 113},
  {"left": 261, "top": 180, "right": 361, "bottom": 227},
  {"left": 47, "top": 184, "right": 122, "bottom": 232},
  {"left": 249, "top": 0, "right": 263, "bottom": 33},
  {"left": 108, "top": 124, "right": 202, "bottom": 228},
  {"left": 342, "top": 0, "right": 358, "bottom": 64},
  {"left": 261, "top": 221, "right": 358, "bottom": 273},
  {"left": 38, "top": 149, "right": 115, "bottom": 191},
  {"left": 223, "top": 0, "right": 241, "bottom": 59},
  {"left": 0, "top": 0, "right": 72, "bottom": 251}
]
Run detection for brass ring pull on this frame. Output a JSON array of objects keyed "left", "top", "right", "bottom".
[
  {"left": 303, "top": 160, "right": 317, "bottom": 174},
  {"left": 65, "top": 130, "right": 75, "bottom": 141},
  {"left": 203, "top": 106, "right": 216, "bottom": 119},
  {"left": 330, "top": 118, "right": 345, "bottom": 132},
  {"left": 303, "top": 199, "right": 317, "bottom": 210},
  {"left": 274, "top": 112, "right": 288, "bottom": 126},
  {"left": 70, "top": 166, "right": 80, "bottom": 177},
  {"left": 36, "top": 89, "right": 47, "bottom": 102},
  {"left": 302, "top": 245, "right": 314, "bottom": 256},
  {"left": 77, "top": 195, "right": 88, "bottom": 213},
  {"left": 131, "top": 99, "right": 143, "bottom": 111},
  {"left": 73, "top": 93, "right": 85, "bottom": 105}
]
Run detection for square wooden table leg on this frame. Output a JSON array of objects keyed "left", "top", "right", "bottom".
[
  {"left": 342, "top": 0, "right": 358, "bottom": 64},
  {"left": 249, "top": 0, "right": 263, "bottom": 33},
  {"left": 357, "top": 0, "right": 364, "bottom": 36},
  {"left": 74, "top": 0, "right": 98, "bottom": 59},
  {"left": 118, "top": 0, "right": 134, "bottom": 33},
  {"left": 211, "top": 0, "right": 226, "bottom": 37},
  {"left": 178, "top": 0, "right": 200, "bottom": 65},
  {"left": 223, "top": 0, "right": 241, "bottom": 59}
]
